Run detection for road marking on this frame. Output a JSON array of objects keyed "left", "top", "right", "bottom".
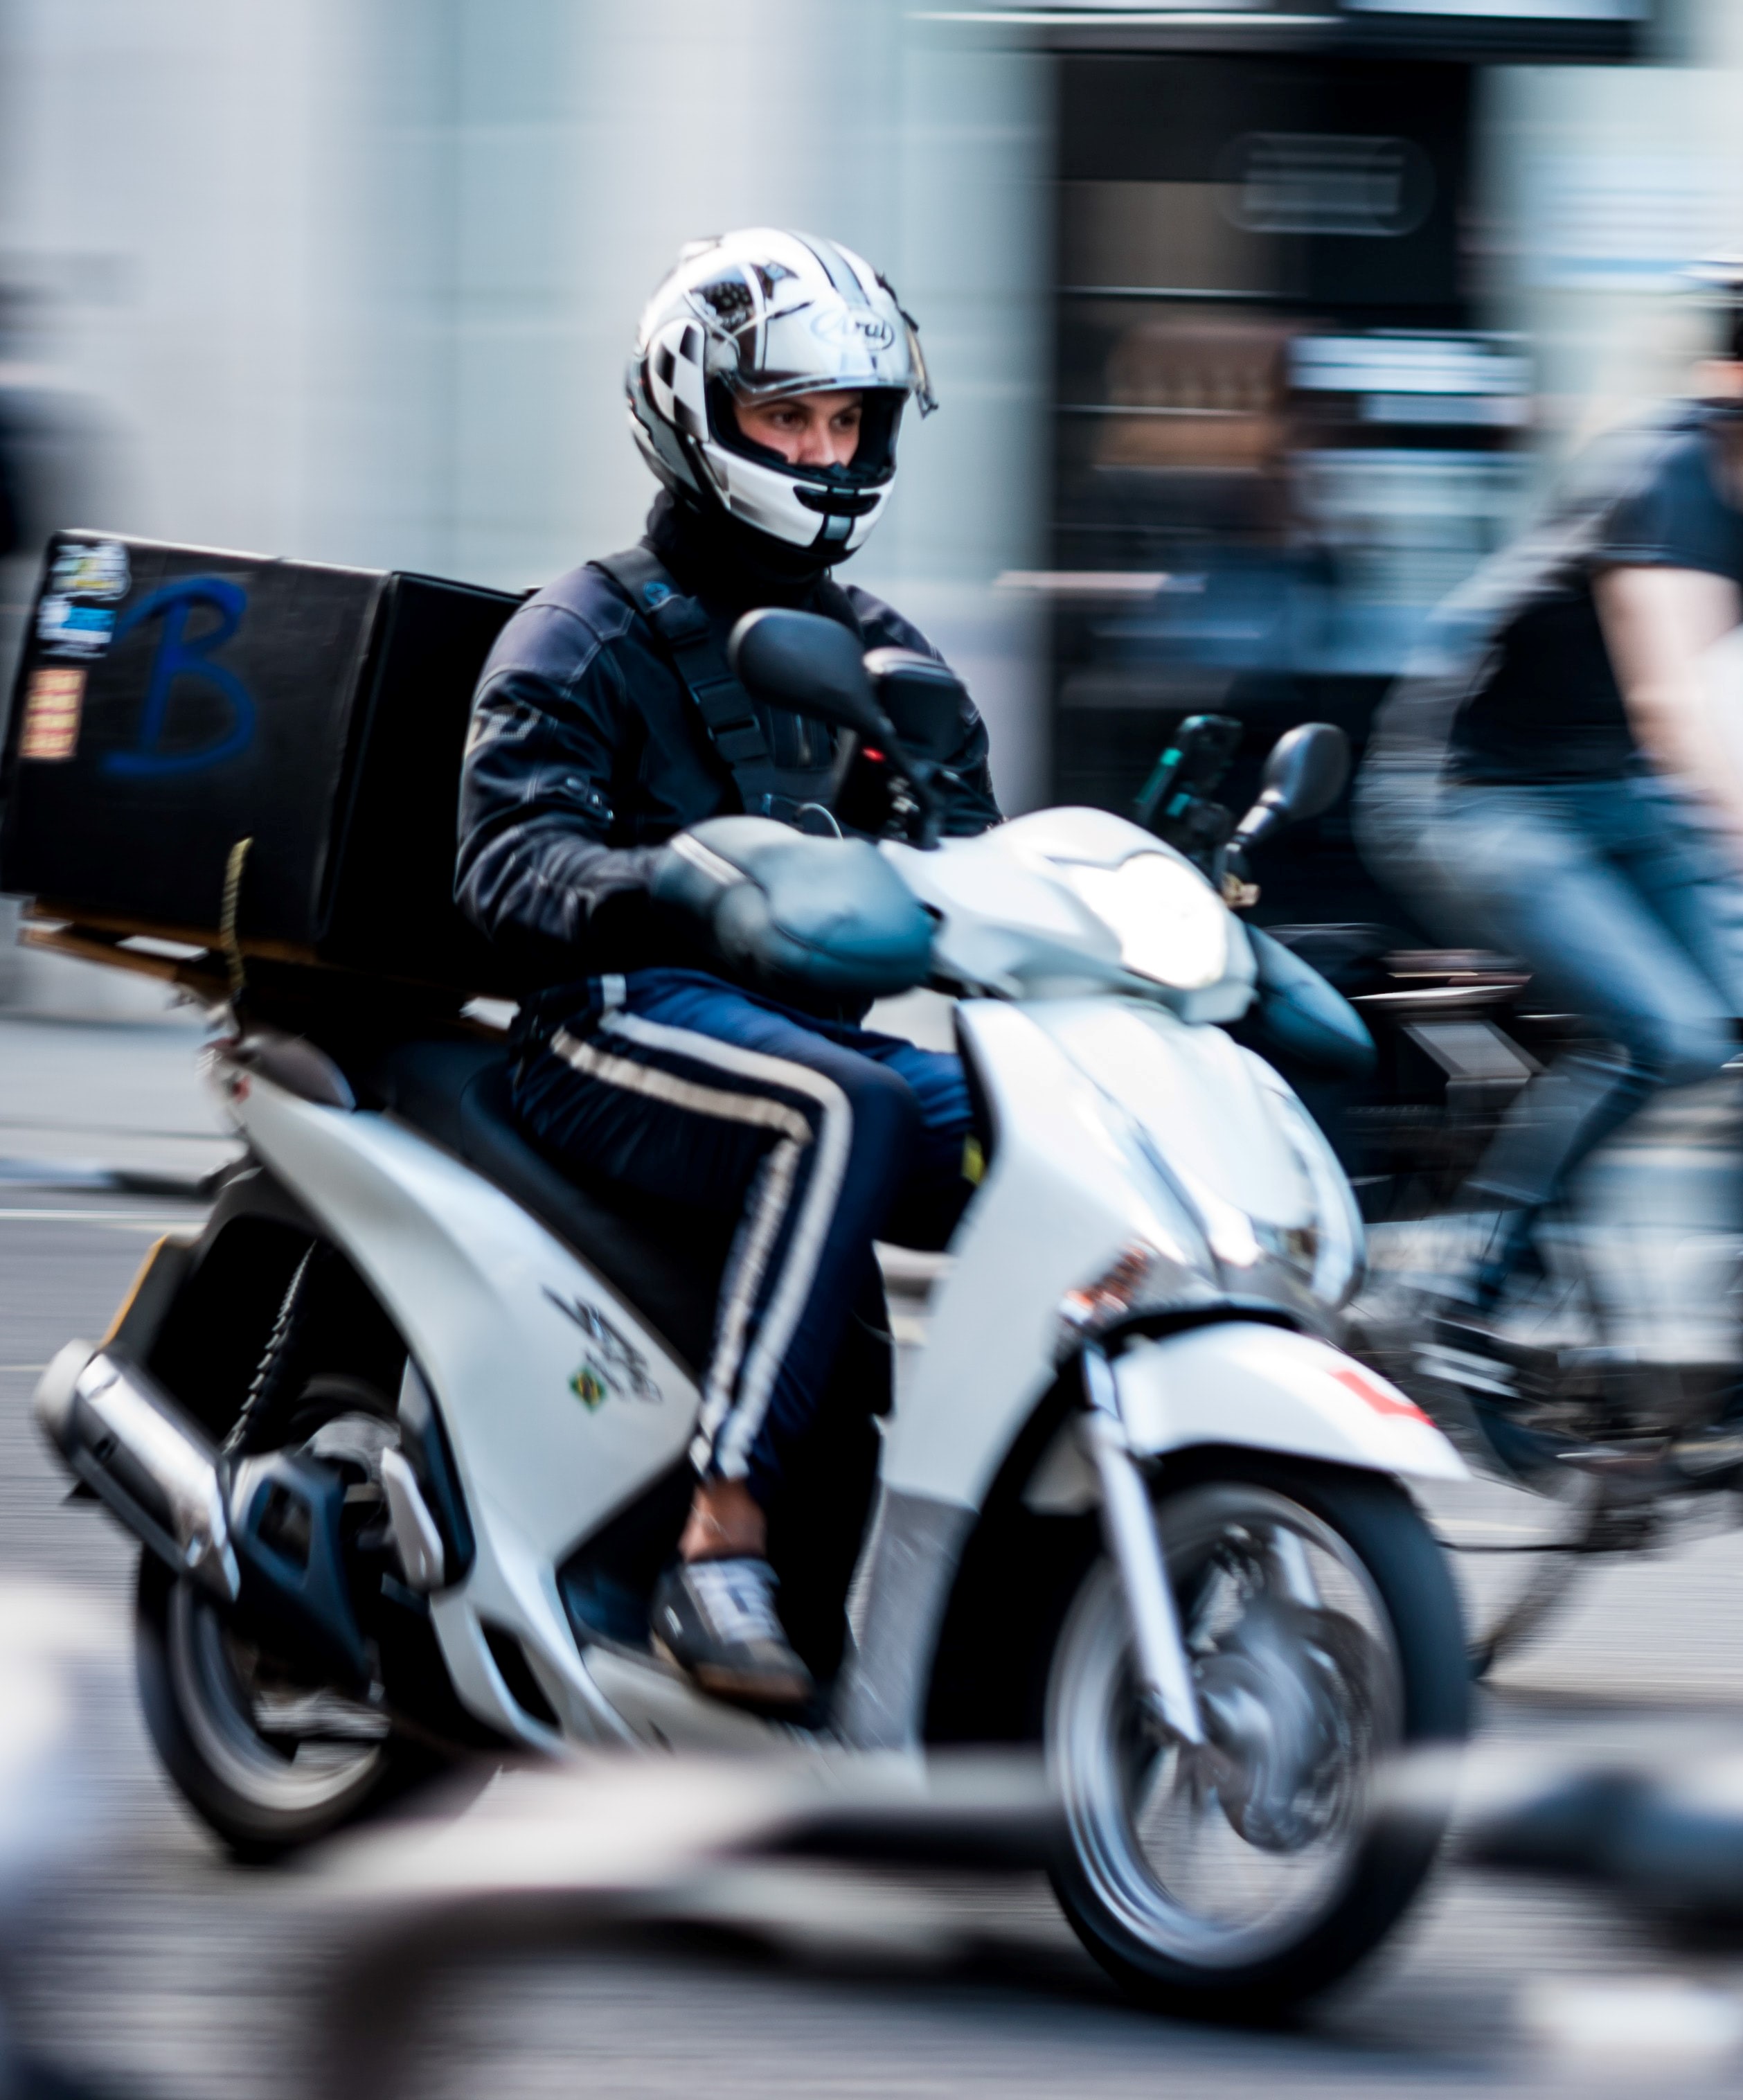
[{"left": 0, "top": 1208, "right": 199, "bottom": 1226}]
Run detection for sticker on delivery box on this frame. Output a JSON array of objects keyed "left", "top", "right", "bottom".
[
  {"left": 48, "top": 540, "right": 129, "bottom": 602},
  {"left": 36, "top": 539, "right": 129, "bottom": 662},
  {"left": 36, "top": 595, "right": 115, "bottom": 660},
  {"left": 17, "top": 666, "right": 86, "bottom": 761}
]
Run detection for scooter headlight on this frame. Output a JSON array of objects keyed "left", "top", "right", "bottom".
[
  {"left": 1059, "top": 852, "right": 1230, "bottom": 992},
  {"left": 1265, "top": 1084, "right": 1366, "bottom": 1308}
]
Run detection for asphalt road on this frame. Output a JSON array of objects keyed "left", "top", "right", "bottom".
[{"left": 5, "top": 1022, "right": 1743, "bottom": 2097}]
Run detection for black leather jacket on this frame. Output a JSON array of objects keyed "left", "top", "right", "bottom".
[{"left": 456, "top": 495, "right": 1001, "bottom": 990}]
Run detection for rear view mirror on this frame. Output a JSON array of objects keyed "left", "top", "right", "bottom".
[
  {"left": 1256, "top": 722, "right": 1349, "bottom": 826},
  {"left": 729, "top": 608, "right": 945, "bottom": 850},
  {"left": 1227, "top": 721, "right": 1350, "bottom": 878},
  {"left": 1134, "top": 713, "right": 1242, "bottom": 832},
  {"left": 728, "top": 609, "right": 889, "bottom": 745},
  {"left": 862, "top": 648, "right": 968, "bottom": 764}
]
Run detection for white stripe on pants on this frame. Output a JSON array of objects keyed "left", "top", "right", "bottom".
[{"left": 549, "top": 1015, "right": 852, "bottom": 1480}]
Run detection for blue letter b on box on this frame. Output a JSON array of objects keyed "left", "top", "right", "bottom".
[{"left": 104, "top": 578, "right": 256, "bottom": 777}]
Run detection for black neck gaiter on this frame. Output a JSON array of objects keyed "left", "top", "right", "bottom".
[{"left": 644, "top": 491, "right": 842, "bottom": 614}]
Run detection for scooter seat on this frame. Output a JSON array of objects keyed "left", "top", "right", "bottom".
[{"left": 358, "top": 1033, "right": 730, "bottom": 1378}]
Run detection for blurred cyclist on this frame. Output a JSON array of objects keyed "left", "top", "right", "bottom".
[{"left": 1360, "top": 262, "right": 1743, "bottom": 1316}]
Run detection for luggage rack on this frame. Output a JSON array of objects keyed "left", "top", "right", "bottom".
[
  {"left": 17, "top": 904, "right": 513, "bottom": 1028},
  {"left": 19, "top": 907, "right": 231, "bottom": 1004}
]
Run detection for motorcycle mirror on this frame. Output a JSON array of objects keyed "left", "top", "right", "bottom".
[
  {"left": 862, "top": 647, "right": 968, "bottom": 764},
  {"left": 728, "top": 608, "right": 891, "bottom": 745},
  {"left": 1255, "top": 722, "right": 1349, "bottom": 826},
  {"left": 1226, "top": 722, "right": 1350, "bottom": 878},
  {"left": 1134, "top": 713, "right": 1242, "bottom": 832}
]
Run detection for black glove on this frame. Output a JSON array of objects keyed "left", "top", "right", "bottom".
[{"left": 651, "top": 816, "right": 935, "bottom": 1002}]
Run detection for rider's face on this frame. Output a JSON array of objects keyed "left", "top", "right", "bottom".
[{"left": 733, "top": 389, "right": 864, "bottom": 470}]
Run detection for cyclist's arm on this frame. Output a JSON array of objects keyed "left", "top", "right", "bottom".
[{"left": 1595, "top": 562, "right": 1743, "bottom": 838}]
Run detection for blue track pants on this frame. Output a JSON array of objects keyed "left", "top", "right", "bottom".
[{"left": 513, "top": 969, "right": 972, "bottom": 1505}]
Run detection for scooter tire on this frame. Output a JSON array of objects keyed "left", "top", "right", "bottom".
[
  {"left": 135, "top": 1551, "right": 438, "bottom": 1863},
  {"left": 1044, "top": 1452, "right": 1467, "bottom": 2020}
]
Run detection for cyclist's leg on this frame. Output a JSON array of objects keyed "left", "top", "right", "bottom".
[
  {"left": 1429, "top": 784, "right": 1733, "bottom": 1295},
  {"left": 1603, "top": 772, "right": 1743, "bottom": 1018}
]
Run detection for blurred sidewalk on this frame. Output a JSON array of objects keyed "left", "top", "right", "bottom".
[{"left": 0, "top": 1010, "right": 234, "bottom": 1190}]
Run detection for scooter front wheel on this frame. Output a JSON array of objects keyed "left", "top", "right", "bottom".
[{"left": 1045, "top": 1454, "right": 1467, "bottom": 2016}]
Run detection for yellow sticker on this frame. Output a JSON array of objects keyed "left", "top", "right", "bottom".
[
  {"left": 570, "top": 1364, "right": 609, "bottom": 1411},
  {"left": 18, "top": 666, "right": 86, "bottom": 761},
  {"left": 962, "top": 1134, "right": 985, "bottom": 1186}
]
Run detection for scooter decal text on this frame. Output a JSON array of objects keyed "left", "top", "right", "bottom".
[{"left": 544, "top": 1287, "right": 662, "bottom": 1408}]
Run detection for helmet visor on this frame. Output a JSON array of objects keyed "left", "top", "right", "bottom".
[{"left": 706, "top": 379, "right": 908, "bottom": 492}]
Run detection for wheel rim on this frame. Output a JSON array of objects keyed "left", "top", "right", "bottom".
[
  {"left": 166, "top": 1583, "right": 388, "bottom": 1815},
  {"left": 1048, "top": 1481, "right": 1403, "bottom": 1970},
  {"left": 163, "top": 1405, "right": 393, "bottom": 1820}
]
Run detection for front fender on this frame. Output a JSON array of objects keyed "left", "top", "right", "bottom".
[
  {"left": 1116, "top": 1319, "right": 1467, "bottom": 1482},
  {"left": 849, "top": 1322, "right": 1463, "bottom": 1752}
]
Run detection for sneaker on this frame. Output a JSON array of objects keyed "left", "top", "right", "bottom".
[
  {"left": 1670, "top": 1388, "right": 1743, "bottom": 1483},
  {"left": 650, "top": 1558, "right": 815, "bottom": 1710},
  {"left": 1669, "top": 1422, "right": 1743, "bottom": 1481}
]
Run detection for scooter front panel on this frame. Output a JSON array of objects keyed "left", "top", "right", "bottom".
[{"left": 881, "top": 1001, "right": 1205, "bottom": 1510}]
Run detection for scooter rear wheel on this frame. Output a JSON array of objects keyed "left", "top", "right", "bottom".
[
  {"left": 134, "top": 1379, "right": 437, "bottom": 1861},
  {"left": 136, "top": 1554, "right": 408, "bottom": 1861},
  {"left": 1045, "top": 1454, "right": 1467, "bottom": 2016}
]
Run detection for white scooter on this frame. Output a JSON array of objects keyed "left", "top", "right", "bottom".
[{"left": 34, "top": 611, "right": 1468, "bottom": 2016}]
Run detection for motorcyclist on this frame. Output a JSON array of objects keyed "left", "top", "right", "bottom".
[
  {"left": 456, "top": 230, "right": 1000, "bottom": 1711},
  {"left": 1360, "top": 266, "right": 1743, "bottom": 1319}
]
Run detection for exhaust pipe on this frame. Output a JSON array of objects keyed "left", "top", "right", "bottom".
[{"left": 34, "top": 1343, "right": 239, "bottom": 1600}]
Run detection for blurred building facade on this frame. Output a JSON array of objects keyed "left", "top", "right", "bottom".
[
  {"left": 0, "top": 0, "right": 1740, "bottom": 884},
  {"left": 1033, "top": 0, "right": 1737, "bottom": 925},
  {"left": 0, "top": 0, "right": 1053, "bottom": 810}
]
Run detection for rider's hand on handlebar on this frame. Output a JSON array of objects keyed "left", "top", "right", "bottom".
[
  {"left": 650, "top": 817, "right": 935, "bottom": 1001},
  {"left": 1217, "top": 839, "right": 1260, "bottom": 910}
]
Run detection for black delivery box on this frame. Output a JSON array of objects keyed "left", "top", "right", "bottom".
[{"left": 0, "top": 531, "right": 524, "bottom": 995}]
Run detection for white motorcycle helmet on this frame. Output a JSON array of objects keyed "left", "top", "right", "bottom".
[{"left": 627, "top": 229, "right": 936, "bottom": 561}]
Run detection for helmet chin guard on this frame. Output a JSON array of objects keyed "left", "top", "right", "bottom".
[{"left": 627, "top": 228, "right": 935, "bottom": 560}]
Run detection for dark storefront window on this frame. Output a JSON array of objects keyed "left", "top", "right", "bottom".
[{"left": 1047, "top": 52, "right": 1529, "bottom": 921}]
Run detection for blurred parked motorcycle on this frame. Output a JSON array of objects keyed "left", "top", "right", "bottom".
[{"left": 1137, "top": 713, "right": 1743, "bottom": 1678}]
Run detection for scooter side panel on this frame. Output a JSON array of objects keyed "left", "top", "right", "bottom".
[
  {"left": 846, "top": 1002, "right": 1188, "bottom": 1747},
  {"left": 234, "top": 1077, "right": 700, "bottom": 1741}
]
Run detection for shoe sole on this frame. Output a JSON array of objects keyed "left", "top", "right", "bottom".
[{"left": 651, "top": 1635, "right": 813, "bottom": 1711}]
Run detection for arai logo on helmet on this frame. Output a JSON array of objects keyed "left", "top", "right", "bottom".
[{"left": 811, "top": 308, "right": 896, "bottom": 352}]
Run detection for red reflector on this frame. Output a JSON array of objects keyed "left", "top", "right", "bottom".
[
  {"left": 863, "top": 748, "right": 884, "bottom": 763},
  {"left": 1331, "top": 1364, "right": 1431, "bottom": 1424}
]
